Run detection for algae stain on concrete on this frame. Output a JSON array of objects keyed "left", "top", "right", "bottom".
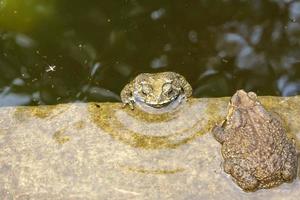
[
  {"left": 14, "top": 104, "right": 69, "bottom": 121},
  {"left": 15, "top": 106, "right": 55, "bottom": 120},
  {"left": 89, "top": 104, "right": 201, "bottom": 149},
  {"left": 88, "top": 97, "right": 299, "bottom": 151},
  {"left": 53, "top": 129, "right": 71, "bottom": 144},
  {"left": 88, "top": 100, "right": 214, "bottom": 149},
  {"left": 204, "top": 98, "right": 228, "bottom": 131},
  {"left": 73, "top": 120, "right": 86, "bottom": 130},
  {"left": 89, "top": 111, "right": 201, "bottom": 149}
]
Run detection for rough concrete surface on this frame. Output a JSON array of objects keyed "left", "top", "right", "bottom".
[{"left": 0, "top": 97, "right": 299, "bottom": 200}]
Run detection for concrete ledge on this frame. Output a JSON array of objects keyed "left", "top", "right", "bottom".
[{"left": 0, "top": 97, "right": 299, "bottom": 199}]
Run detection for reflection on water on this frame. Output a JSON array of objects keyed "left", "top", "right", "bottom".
[{"left": 0, "top": 0, "right": 300, "bottom": 106}]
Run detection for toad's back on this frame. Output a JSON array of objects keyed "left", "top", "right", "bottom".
[{"left": 213, "top": 90, "right": 298, "bottom": 191}]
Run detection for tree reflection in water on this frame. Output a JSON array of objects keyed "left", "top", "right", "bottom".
[{"left": 0, "top": 0, "right": 299, "bottom": 106}]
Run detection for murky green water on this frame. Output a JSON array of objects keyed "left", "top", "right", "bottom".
[{"left": 0, "top": 0, "right": 300, "bottom": 106}]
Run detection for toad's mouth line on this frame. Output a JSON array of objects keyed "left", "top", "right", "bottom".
[
  {"left": 134, "top": 94, "right": 185, "bottom": 113},
  {"left": 146, "top": 101, "right": 173, "bottom": 108},
  {"left": 142, "top": 96, "right": 180, "bottom": 109}
]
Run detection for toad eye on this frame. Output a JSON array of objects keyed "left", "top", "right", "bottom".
[
  {"left": 142, "top": 84, "right": 152, "bottom": 95},
  {"left": 162, "top": 83, "right": 173, "bottom": 94}
]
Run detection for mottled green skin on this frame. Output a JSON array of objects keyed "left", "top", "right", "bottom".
[{"left": 121, "top": 72, "right": 192, "bottom": 109}]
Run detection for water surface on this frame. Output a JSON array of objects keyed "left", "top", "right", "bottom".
[{"left": 0, "top": 0, "right": 300, "bottom": 106}]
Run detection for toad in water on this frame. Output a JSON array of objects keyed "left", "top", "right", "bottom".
[
  {"left": 212, "top": 90, "right": 297, "bottom": 192},
  {"left": 121, "top": 72, "right": 192, "bottom": 109}
]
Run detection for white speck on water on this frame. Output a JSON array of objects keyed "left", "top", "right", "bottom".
[
  {"left": 150, "top": 8, "right": 165, "bottom": 20},
  {"left": 197, "top": 68, "right": 218, "bottom": 81},
  {"left": 76, "top": 92, "right": 82, "bottom": 98},
  {"left": 0, "top": 86, "right": 10, "bottom": 96},
  {"left": 151, "top": 55, "right": 168, "bottom": 69},
  {"left": 113, "top": 63, "right": 131, "bottom": 76},
  {"left": 290, "top": 18, "right": 297, "bottom": 23},
  {"left": 90, "top": 62, "right": 101, "bottom": 77},
  {"left": 188, "top": 30, "right": 198, "bottom": 43},
  {"left": 164, "top": 43, "right": 172, "bottom": 51},
  {"left": 20, "top": 67, "right": 30, "bottom": 78},
  {"left": 250, "top": 25, "right": 263, "bottom": 45},
  {"left": 15, "top": 34, "right": 35, "bottom": 48},
  {"left": 221, "top": 58, "right": 229, "bottom": 63},
  {"left": 277, "top": 75, "right": 289, "bottom": 91},
  {"left": 32, "top": 91, "right": 40, "bottom": 101},
  {"left": 12, "top": 78, "right": 25, "bottom": 86}
]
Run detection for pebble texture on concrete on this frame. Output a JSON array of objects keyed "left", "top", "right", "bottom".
[{"left": 0, "top": 97, "right": 299, "bottom": 199}]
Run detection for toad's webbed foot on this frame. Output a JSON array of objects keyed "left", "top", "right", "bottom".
[
  {"left": 177, "top": 73, "right": 193, "bottom": 97},
  {"left": 120, "top": 83, "right": 135, "bottom": 110},
  {"left": 122, "top": 100, "right": 135, "bottom": 110},
  {"left": 282, "top": 140, "right": 298, "bottom": 181},
  {"left": 212, "top": 125, "right": 227, "bottom": 144},
  {"left": 224, "top": 159, "right": 259, "bottom": 192}
]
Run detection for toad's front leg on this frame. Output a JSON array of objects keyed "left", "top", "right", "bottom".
[
  {"left": 120, "top": 83, "right": 135, "bottom": 110},
  {"left": 212, "top": 124, "right": 231, "bottom": 144}
]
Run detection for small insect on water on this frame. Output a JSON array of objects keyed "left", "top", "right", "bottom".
[
  {"left": 46, "top": 65, "right": 56, "bottom": 72},
  {"left": 120, "top": 72, "right": 192, "bottom": 110}
]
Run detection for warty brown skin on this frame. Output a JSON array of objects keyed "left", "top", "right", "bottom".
[{"left": 212, "top": 90, "right": 298, "bottom": 192}]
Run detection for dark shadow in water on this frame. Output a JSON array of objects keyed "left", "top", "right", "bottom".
[{"left": 0, "top": 0, "right": 300, "bottom": 106}]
